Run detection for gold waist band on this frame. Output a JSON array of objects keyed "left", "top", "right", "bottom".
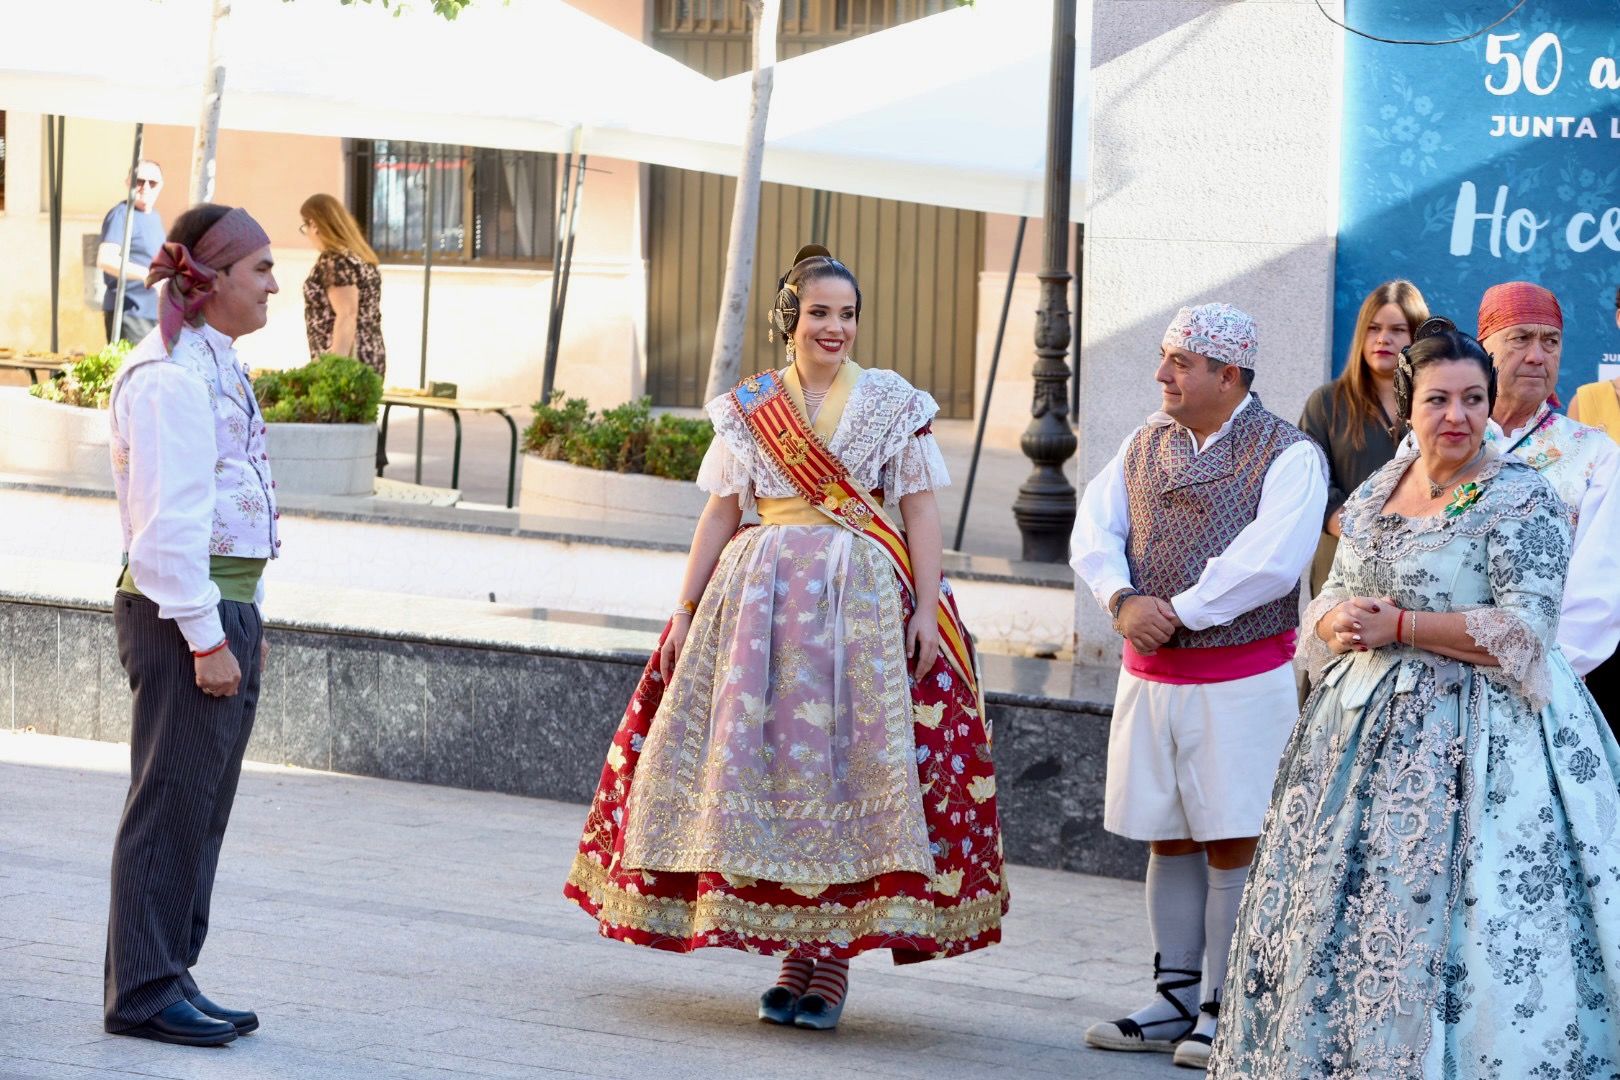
[{"left": 757, "top": 493, "right": 883, "bottom": 527}]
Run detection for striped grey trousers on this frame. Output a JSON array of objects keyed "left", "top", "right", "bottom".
[{"left": 104, "top": 592, "right": 263, "bottom": 1031}]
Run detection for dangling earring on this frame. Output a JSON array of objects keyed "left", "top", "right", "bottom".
[{"left": 785, "top": 339, "right": 797, "bottom": 363}]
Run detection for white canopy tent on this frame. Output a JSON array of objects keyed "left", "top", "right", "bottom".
[
  {"left": 1, "top": 0, "right": 1088, "bottom": 220},
  {"left": 589, "top": 1, "right": 1090, "bottom": 221},
  {"left": 0, "top": 0, "right": 718, "bottom": 157}
]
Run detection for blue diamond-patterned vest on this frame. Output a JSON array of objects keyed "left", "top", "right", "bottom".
[{"left": 1123, "top": 396, "right": 1310, "bottom": 650}]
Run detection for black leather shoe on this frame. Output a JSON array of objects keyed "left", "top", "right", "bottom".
[
  {"left": 117, "top": 999, "right": 237, "bottom": 1046},
  {"left": 190, "top": 991, "right": 259, "bottom": 1035}
]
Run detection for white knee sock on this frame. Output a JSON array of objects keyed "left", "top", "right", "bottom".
[
  {"left": 1196, "top": 863, "right": 1250, "bottom": 1039},
  {"left": 1149, "top": 851, "right": 1207, "bottom": 973},
  {"left": 1123, "top": 851, "right": 1207, "bottom": 1031}
]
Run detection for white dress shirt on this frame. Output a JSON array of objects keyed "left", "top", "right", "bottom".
[
  {"left": 1070, "top": 395, "right": 1328, "bottom": 631},
  {"left": 110, "top": 322, "right": 279, "bottom": 651},
  {"left": 1495, "top": 410, "right": 1620, "bottom": 674}
]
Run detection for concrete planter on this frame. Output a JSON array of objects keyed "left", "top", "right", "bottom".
[
  {"left": 519, "top": 454, "right": 708, "bottom": 526},
  {"left": 265, "top": 423, "right": 376, "bottom": 497},
  {"left": 0, "top": 387, "right": 113, "bottom": 485}
]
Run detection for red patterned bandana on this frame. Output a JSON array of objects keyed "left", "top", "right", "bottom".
[
  {"left": 146, "top": 207, "right": 271, "bottom": 350},
  {"left": 1477, "top": 281, "right": 1562, "bottom": 343}
]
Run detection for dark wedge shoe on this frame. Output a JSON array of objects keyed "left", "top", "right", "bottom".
[
  {"left": 792, "top": 991, "right": 847, "bottom": 1030},
  {"left": 757, "top": 986, "right": 798, "bottom": 1025},
  {"left": 115, "top": 999, "right": 237, "bottom": 1047}
]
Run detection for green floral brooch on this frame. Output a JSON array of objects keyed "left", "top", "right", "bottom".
[{"left": 1444, "top": 481, "right": 1482, "bottom": 518}]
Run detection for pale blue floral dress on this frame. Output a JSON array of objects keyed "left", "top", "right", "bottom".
[{"left": 1210, "top": 448, "right": 1620, "bottom": 1079}]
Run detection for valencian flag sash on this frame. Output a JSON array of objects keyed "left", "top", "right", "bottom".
[{"left": 731, "top": 369, "right": 985, "bottom": 721}]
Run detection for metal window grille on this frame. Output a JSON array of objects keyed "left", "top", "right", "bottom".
[{"left": 345, "top": 139, "right": 556, "bottom": 267}]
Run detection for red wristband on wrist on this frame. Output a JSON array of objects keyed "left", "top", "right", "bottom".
[
  {"left": 1396, "top": 610, "right": 1406, "bottom": 645},
  {"left": 192, "top": 638, "right": 228, "bottom": 658}
]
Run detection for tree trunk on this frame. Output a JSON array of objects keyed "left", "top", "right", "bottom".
[
  {"left": 702, "top": 0, "right": 779, "bottom": 403},
  {"left": 190, "top": 0, "right": 231, "bottom": 204}
]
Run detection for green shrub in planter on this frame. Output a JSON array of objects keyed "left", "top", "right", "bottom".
[
  {"left": 522, "top": 391, "right": 714, "bottom": 482},
  {"left": 253, "top": 353, "right": 383, "bottom": 423},
  {"left": 28, "top": 340, "right": 130, "bottom": 409}
]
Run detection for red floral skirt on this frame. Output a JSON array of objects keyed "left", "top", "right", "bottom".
[{"left": 563, "top": 603, "right": 1007, "bottom": 964}]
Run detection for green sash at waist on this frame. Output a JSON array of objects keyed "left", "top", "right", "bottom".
[{"left": 118, "top": 556, "right": 267, "bottom": 604}]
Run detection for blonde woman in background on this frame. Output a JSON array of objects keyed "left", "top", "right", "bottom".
[
  {"left": 1567, "top": 285, "right": 1620, "bottom": 442},
  {"left": 1297, "top": 280, "right": 1429, "bottom": 595},
  {"left": 299, "top": 193, "right": 386, "bottom": 377}
]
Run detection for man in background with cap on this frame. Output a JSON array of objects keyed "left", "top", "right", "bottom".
[
  {"left": 1070, "top": 302, "right": 1327, "bottom": 1070},
  {"left": 1477, "top": 281, "right": 1620, "bottom": 731}
]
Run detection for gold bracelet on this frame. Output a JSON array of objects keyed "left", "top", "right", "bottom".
[{"left": 1410, "top": 610, "right": 1418, "bottom": 648}]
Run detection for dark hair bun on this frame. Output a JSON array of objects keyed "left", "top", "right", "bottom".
[
  {"left": 768, "top": 243, "right": 862, "bottom": 342},
  {"left": 791, "top": 244, "right": 831, "bottom": 266},
  {"left": 1394, "top": 316, "right": 1496, "bottom": 421}
]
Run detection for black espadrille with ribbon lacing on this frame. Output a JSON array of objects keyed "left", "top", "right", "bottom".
[{"left": 1083, "top": 953, "right": 1201, "bottom": 1054}]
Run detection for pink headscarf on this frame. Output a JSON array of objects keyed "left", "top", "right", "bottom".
[{"left": 146, "top": 207, "right": 272, "bottom": 350}]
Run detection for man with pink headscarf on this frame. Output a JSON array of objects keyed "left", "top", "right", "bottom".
[
  {"left": 103, "top": 204, "right": 280, "bottom": 1047},
  {"left": 1477, "top": 281, "right": 1620, "bottom": 732},
  {"left": 1070, "top": 303, "right": 1327, "bottom": 1069}
]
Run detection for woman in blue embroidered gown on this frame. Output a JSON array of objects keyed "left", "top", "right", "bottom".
[{"left": 1210, "top": 321, "right": 1620, "bottom": 1079}]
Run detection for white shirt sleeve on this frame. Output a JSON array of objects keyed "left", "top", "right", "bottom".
[
  {"left": 1558, "top": 439, "right": 1620, "bottom": 675},
  {"left": 1170, "top": 439, "right": 1329, "bottom": 632},
  {"left": 118, "top": 363, "right": 225, "bottom": 651},
  {"left": 1069, "top": 430, "right": 1140, "bottom": 615}
]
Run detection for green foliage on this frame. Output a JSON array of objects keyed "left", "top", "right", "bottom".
[
  {"left": 523, "top": 391, "right": 714, "bottom": 482},
  {"left": 28, "top": 340, "right": 131, "bottom": 409},
  {"left": 521, "top": 392, "right": 591, "bottom": 458},
  {"left": 253, "top": 354, "right": 384, "bottom": 423},
  {"left": 644, "top": 414, "right": 716, "bottom": 481}
]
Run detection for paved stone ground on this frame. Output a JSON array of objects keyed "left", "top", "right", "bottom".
[{"left": 0, "top": 731, "right": 1172, "bottom": 1080}]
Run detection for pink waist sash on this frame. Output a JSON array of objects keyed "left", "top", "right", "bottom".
[{"left": 1123, "top": 630, "right": 1296, "bottom": 686}]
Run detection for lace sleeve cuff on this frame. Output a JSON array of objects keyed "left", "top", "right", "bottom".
[
  {"left": 883, "top": 432, "right": 951, "bottom": 499},
  {"left": 1463, "top": 607, "right": 1552, "bottom": 710},
  {"left": 695, "top": 435, "right": 754, "bottom": 512},
  {"left": 1297, "top": 588, "right": 1349, "bottom": 682}
]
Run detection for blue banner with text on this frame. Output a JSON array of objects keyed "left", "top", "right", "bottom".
[{"left": 1336, "top": 3, "right": 1620, "bottom": 393}]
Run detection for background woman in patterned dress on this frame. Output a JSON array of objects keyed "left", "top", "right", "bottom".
[
  {"left": 299, "top": 193, "right": 387, "bottom": 465},
  {"left": 1210, "top": 321, "right": 1620, "bottom": 1078},
  {"left": 564, "top": 247, "right": 1006, "bottom": 1031}
]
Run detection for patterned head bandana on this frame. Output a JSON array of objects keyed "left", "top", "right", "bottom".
[
  {"left": 146, "top": 207, "right": 272, "bottom": 350},
  {"left": 1477, "top": 281, "right": 1562, "bottom": 344},
  {"left": 1161, "top": 302, "right": 1259, "bottom": 370}
]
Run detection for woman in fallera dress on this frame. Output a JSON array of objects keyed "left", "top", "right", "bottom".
[
  {"left": 564, "top": 246, "right": 1006, "bottom": 1030},
  {"left": 1209, "top": 319, "right": 1620, "bottom": 1078}
]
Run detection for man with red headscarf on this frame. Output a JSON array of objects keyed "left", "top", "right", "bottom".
[
  {"left": 103, "top": 204, "right": 280, "bottom": 1046},
  {"left": 1478, "top": 281, "right": 1620, "bottom": 731}
]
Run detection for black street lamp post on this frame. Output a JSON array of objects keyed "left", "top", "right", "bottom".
[{"left": 1012, "top": 0, "right": 1079, "bottom": 563}]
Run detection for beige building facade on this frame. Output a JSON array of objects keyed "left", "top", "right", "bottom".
[{"left": 0, "top": 0, "right": 1054, "bottom": 448}]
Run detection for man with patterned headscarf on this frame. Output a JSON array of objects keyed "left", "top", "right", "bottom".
[
  {"left": 1070, "top": 302, "right": 1327, "bottom": 1069},
  {"left": 1478, "top": 281, "right": 1620, "bottom": 731},
  {"left": 103, "top": 204, "right": 280, "bottom": 1047}
]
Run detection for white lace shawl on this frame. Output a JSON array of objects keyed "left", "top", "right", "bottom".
[{"left": 696, "top": 366, "right": 950, "bottom": 514}]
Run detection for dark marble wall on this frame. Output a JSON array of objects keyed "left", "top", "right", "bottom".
[{"left": 0, "top": 599, "right": 1141, "bottom": 880}]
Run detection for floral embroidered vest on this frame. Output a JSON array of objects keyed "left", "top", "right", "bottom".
[
  {"left": 110, "top": 324, "right": 280, "bottom": 559},
  {"left": 1487, "top": 406, "right": 1608, "bottom": 529},
  {"left": 1123, "top": 397, "right": 1309, "bottom": 649}
]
